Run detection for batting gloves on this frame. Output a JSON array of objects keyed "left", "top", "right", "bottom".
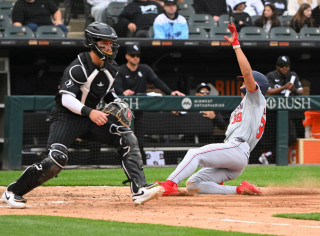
[{"left": 224, "top": 23, "right": 240, "bottom": 49}]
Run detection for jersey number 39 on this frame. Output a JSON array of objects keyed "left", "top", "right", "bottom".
[{"left": 256, "top": 116, "right": 266, "bottom": 139}]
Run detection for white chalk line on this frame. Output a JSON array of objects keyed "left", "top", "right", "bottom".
[
  {"left": 141, "top": 212, "right": 320, "bottom": 229},
  {"left": 191, "top": 216, "right": 320, "bottom": 229}
]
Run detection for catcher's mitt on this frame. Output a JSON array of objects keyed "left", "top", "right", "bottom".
[{"left": 100, "top": 101, "right": 134, "bottom": 127}]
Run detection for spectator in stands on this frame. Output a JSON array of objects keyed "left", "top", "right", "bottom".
[
  {"left": 265, "top": 56, "right": 304, "bottom": 152},
  {"left": 11, "top": 0, "right": 68, "bottom": 34},
  {"left": 117, "top": 0, "right": 163, "bottom": 37},
  {"left": 114, "top": 43, "right": 185, "bottom": 96},
  {"left": 255, "top": 3, "right": 280, "bottom": 34},
  {"left": 289, "top": 3, "right": 314, "bottom": 32},
  {"left": 153, "top": 0, "right": 189, "bottom": 39},
  {"left": 228, "top": 0, "right": 264, "bottom": 16},
  {"left": 231, "top": 0, "right": 253, "bottom": 31},
  {"left": 86, "top": 0, "right": 127, "bottom": 23},
  {"left": 287, "top": 0, "right": 317, "bottom": 16},
  {"left": 312, "top": 0, "right": 320, "bottom": 27},
  {"left": 193, "top": 0, "right": 228, "bottom": 22},
  {"left": 262, "top": 0, "right": 288, "bottom": 16}
]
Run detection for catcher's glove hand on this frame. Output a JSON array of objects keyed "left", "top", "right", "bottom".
[{"left": 99, "top": 101, "right": 134, "bottom": 127}]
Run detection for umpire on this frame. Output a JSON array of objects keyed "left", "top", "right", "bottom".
[{"left": 1, "top": 22, "right": 163, "bottom": 209}]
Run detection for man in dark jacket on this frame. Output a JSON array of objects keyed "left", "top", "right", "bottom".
[
  {"left": 117, "top": 0, "right": 163, "bottom": 37},
  {"left": 12, "top": 0, "right": 68, "bottom": 33},
  {"left": 114, "top": 43, "right": 184, "bottom": 96},
  {"left": 193, "top": 0, "right": 228, "bottom": 21}
]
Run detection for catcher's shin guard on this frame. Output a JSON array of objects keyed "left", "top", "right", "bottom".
[
  {"left": 7, "top": 143, "right": 68, "bottom": 196},
  {"left": 111, "top": 125, "right": 147, "bottom": 193}
]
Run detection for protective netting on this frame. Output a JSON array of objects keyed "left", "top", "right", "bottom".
[{"left": 21, "top": 109, "right": 306, "bottom": 167}]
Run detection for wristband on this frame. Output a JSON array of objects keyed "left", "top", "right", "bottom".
[
  {"left": 233, "top": 45, "right": 241, "bottom": 50},
  {"left": 81, "top": 106, "right": 93, "bottom": 116}
]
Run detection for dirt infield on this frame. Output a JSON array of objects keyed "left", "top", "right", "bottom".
[{"left": 1, "top": 186, "right": 320, "bottom": 235}]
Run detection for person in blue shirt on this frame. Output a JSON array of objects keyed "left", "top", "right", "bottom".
[{"left": 153, "top": 0, "right": 189, "bottom": 39}]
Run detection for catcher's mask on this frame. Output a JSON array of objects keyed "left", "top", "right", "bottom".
[
  {"left": 237, "top": 71, "right": 269, "bottom": 96},
  {"left": 84, "top": 22, "right": 120, "bottom": 63}
]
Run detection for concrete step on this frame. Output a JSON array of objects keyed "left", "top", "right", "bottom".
[
  {"left": 68, "top": 18, "right": 86, "bottom": 32},
  {"left": 67, "top": 31, "right": 84, "bottom": 38}
]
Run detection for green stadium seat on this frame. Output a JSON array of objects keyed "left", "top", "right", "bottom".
[
  {"left": 209, "top": 26, "right": 231, "bottom": 40},
  {"left": 250, "top": 15, "right": 260, "bottom": 24},
  {"left": 178, "top": 3, "right": 195, "bottom": 21},
  {"left": 239, "top": 26, "right": 268, "bottom": 40},
  {"left": 36, "top": 26, "right": 66, "bottom": 38},
  {"left": 299, "top": 27, "right": 320, "bottom": 40},
  {"left": 188, "top": 25, "right": 208, "bottom": 39},
  {"left": 269, "top": 26, "right": 298, "bottom": 40},
  {"left": 279, "top": 15, "right": 293, "bottom": 27},
  {"left": 218, "top": 14, "right": 231, "bottom": 27},
  {"left": 106, "top": 1, "right": 127, "bottom": 25},
  {"left": 4, "top": 26, "right": 34, "bottom": 38},
  {"left": 183, "top": 0, "right": 194, "bottom": 4},
  {"left": 0, "top": 1, "right": 14, "bottom": 17},
  {"left": 188, "top": 14, "right": 218, "bottom": 32},
  {"left": 0, "top": 12, "right": 11, "bottom": 31},
  {"left": 148, "top": 26, "right": 154, "bottom": 38}
]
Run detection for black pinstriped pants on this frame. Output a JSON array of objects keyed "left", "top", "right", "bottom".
[{"left": 47, "top": 107, "right": 121, "bottom": 149}]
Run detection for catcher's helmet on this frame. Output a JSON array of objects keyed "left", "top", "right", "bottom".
[
  {"left": 84, "top": 22, "right": 119, "bottom": 63},
  {"left": 240, "top": 71, "right": 269, "bottom": 96}
]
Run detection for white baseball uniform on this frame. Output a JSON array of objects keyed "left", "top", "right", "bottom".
[{"left": 167, "top": 85, "right": 267, "bottom": 194}]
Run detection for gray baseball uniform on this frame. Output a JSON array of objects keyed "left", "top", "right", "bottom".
[{"left": 167, "top": 85, "right": 267, "bottom": 194}]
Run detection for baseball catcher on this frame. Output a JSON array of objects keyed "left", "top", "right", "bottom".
[{"left": 1, "top": 22, "right": 163, "bottom": 209}]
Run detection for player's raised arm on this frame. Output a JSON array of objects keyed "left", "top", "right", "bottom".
[{"left": 224, "top": 23, "right": 256, "bottom": 93}]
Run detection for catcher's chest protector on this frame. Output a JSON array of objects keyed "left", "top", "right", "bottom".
[{"left": 78, "top": 53, "right": 115, "bottom": 107}]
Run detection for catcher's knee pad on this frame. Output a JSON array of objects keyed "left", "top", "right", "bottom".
[
  {"left": 120, "top": 132, "right": 147, "bottom": 192},
  {"left": 8, "top": 143, "right": 68, "bottom": 196}
]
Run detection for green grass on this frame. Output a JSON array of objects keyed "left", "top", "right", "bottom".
[
  {"left": 0, "top": 215, "right": 270, "bottom": 236},
  {"left": 274, "top": 213, "right": 320, "bottom": 221},
  {"left": 1, "top": 166, "right": 320, "bottom": 187}
]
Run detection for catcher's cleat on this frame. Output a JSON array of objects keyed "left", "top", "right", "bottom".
[
  {"left": 155, "top": 180, "right": 178, "bottom": 196},
  {"left": 132, "top": 186, "right": 164, "bottom": 205},
  {"left": 236, "top": 180, "right": 262, "bottom": 195},
  {"left": 1, "top": 190, "right": 27, "bottom": 209}
]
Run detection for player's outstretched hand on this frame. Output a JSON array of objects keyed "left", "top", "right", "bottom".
[{"left": 224, "top": 23, "right": 240, "bottom": 46}]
